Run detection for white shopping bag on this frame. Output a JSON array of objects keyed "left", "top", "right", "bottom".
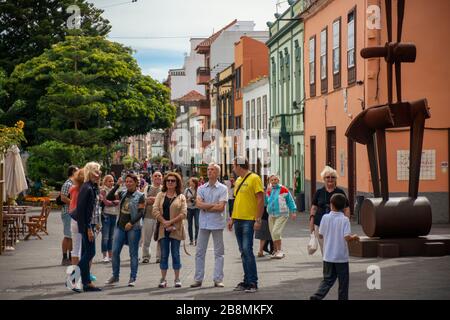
[{"left": 307, "top": 232, "right": 318, "bottom": 255}]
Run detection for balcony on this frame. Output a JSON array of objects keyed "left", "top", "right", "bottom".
[
  {"left": 199, "top": 99, "right": 210, "bottom": 115},
  {"left": 197, "top": 67, "right": 210, "bottom": 85},
  {"left": 189, "top": 100, "right": 210, "bottom": 117}
]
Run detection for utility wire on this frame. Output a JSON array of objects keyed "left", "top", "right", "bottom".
[{"left": 99, "top": 0, "right": 138, "bottom": 9}]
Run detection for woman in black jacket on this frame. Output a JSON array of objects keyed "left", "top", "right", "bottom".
[
  {"left": 74, "top": 162, "right": 102, "bottom": 292},
  {"left": 309, "top": 166, "right": 350, "bottom": 254}
]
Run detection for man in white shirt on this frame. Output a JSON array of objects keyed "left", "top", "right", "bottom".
[{"left": 190, "top": 163, "right": 228, "bottom": 288}]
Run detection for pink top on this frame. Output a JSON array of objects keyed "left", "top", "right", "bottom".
[{"left": 69, "top": 185, "right": 80, "bottom": 213}]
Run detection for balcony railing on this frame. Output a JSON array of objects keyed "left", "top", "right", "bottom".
[
  {"left": 189, "top": 100, "right": 210, "bottom": 117},
  {"left": 196, "top": 67, "right": 210, "bottom": 85}
]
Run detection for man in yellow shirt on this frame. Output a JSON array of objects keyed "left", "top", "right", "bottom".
[{"left": 227, "top": 156, "right": 264, "bottom": 293}]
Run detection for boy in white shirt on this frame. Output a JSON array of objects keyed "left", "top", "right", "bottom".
[{"left": 310, "top": 193, "right": 359, "bottom": 300}]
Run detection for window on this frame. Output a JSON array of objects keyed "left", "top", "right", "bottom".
[
  {"left": 257, "top": 97, "right": 262, "bottom": 131},
  {"left": 347, "top": 7, "right": 356, "bottom": 84},
  {"left": 284, "top": 48, "right": 290, "bottom": 80},
  {"left": 235, "top": 67, "right": 242, "bottom": 100},
  {"left": 262, "top": 95, "right": 268, "bottom": 130},
  {"left": 235, "top": 67, "right": 241, "bottom": 89},
  {"left": 245, "top": 101, "right": 250, "bottom": 130},
  {"left": 251, "top": 99, "right": 255, "bottom": 129},
  {"left": 333, "top": 18, "right": 341, "bottom": 88},
  {"left": 294, "top": 40, "right": 301, "bottom": 103},
  {"left": 279, "top": 52, "right": 284, "bottom": 81},
  {"left": 309, "top": 36, "right": 316, "bottom": 97},
  {"left": 228, "top": 98, "right": 234, "bottom": 129},
  {"left": 326, "top": 127, "right": 336, "bottom": 169},
  {"left": 235, "top": 116, "right": 241, "bottom": 130},
  {"left": 271, "top": 57, "right": 276, "bottom": 80},
  {"left": 320, "top": 27, "right": 328, "bottom": 93},
  {"left": 294, "top": 40, "right": 300, "bottom": 61}
]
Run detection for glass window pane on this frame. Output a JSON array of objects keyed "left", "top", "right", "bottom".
[
  {"left": 348, "top": 20, "right": 354, "bottom": 50},
  {"left": 251, "top": 99, "right": 255, "bottom": 129},
  {"left": 333, "top": 20, "right": 340, "bottom": 49},
  {"left": 310, "top": 62, "right": 315, "bottom": 84},
  {"left": 257, "top": 98, "right": 261, "bottom": 130},
  {"left": 263, "top": 95, "right": 267, "bottom": 130},
  {"left": 320, "top": 30, "right": 326, "bottom": 55},
  {"left": 348, "top": 49, "right": 355, "bottom": 67},
  {"left": 321, "top": 55, "right": 327, "bottom": 79},
  {"left": 309, "top": 38, "right": 315, "bottom": 63},
  {"left": 333, "top": 48, "right": 340, "bottom": 74}
]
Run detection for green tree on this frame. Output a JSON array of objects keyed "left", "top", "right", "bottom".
[
  {"left": 27, "top": 140, "right": 107, "bottom": 188},
  {"left": 0, "top": 0, "right": 111, "bottom": 75},
  {"left": 7, "top": 36, "right": 176, "bottom": 147}
]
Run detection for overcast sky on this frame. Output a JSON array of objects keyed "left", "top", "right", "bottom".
[{"left": 91, "top": 0, "right": 290, "bottom": 81}]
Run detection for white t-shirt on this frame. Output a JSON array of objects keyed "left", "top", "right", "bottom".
[{"left": 319, "top": 211, "right": 351, "bottom": 263}]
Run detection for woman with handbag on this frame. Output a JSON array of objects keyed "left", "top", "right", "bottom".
[
  {"left": 309, "top": 166, "right": 350, "bottom": 254},
  {"left": 153, "top": 172, "right": 187, "bottom": 288}
]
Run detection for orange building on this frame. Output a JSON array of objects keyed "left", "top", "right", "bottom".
[
  {"left": 303, "top": 0, "right": 450, "bottom": 223},
  {"left": 215, "top": 35, "right": 269, "bottom": 177},
  {"left": 234, "top": 36, "right": 269, "bottom": 128}
]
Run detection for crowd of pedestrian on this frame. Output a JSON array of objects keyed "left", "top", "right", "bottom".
[{"left": 59, "top": 158, "right": 358, "bottom": 299}]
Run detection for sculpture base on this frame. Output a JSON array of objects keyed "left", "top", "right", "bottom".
[{"left": 349, "top": 235, "right": 450, "bottom": 258}]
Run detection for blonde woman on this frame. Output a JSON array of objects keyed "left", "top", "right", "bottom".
[
  {"left": 73, "top": 162, "right": 102, "bottom": 292},
  {"left": 265, "top": 174, "right": 297, "bottom": 259},
  {"left": 309, "top": 166, "right": 350, "bottom": 254}
]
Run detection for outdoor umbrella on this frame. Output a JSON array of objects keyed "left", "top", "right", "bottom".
[{"left": 5, "top": 145, "right": 28, "bottom": 199}]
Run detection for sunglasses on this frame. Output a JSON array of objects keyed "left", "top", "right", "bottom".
[
  {"left": 325, "top": 176, "right": 336, "bottom": 179},
  {"left": 166, "top": 179, "right": 177, "bottom": 183}
]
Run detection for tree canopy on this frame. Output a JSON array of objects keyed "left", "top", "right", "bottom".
[
  {"left": 0, "top": 0, "right": 111, "bottom": 75},
  {"left": 6, "top": 36, "right": 176, "bottom": 147}
]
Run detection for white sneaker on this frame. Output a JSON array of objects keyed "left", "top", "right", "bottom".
[
  {"left": 102, "top": 256, "right": 110, "bottom": 263},
  {"left": 275, "top": 251, "right": 285, "bottom": 259}
]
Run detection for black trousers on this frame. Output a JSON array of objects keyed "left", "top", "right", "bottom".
[
  {"left": 313, "top": 261, "right": 349, "bottom": 300},
  {"left": 187, "top": 208, "right": 199, "bottom": 242},
  {"left": 78, "top": 232, "right": 96, "bottom": 287}
]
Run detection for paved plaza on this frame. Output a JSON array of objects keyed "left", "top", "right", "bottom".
[{"left": 0, "top": 207, "right": 449, "bottom": 300}]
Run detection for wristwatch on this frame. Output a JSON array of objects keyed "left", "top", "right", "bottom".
[{"left": 255, "top": 218, "right": 262, "bottom": 223}]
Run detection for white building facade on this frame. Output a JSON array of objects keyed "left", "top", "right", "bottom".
[
  {"left": 242, "top": 77, "right": 270, "bottom": 178},
  {"left": 169, "top": 38, "right": 206, "bottom": 101}
]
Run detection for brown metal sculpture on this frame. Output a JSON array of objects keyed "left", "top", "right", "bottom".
[{"left": 345, "top": 0, "right": 432, "bottom": 238}]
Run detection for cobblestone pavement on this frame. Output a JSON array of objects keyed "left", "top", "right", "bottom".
[{"left": 1, "top": 207, "right": 449, "bottom": 300}]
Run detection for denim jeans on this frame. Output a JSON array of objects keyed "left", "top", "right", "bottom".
[
  {"left": 112, "top": 227, "right": 141, "bottom": 280},
  {"left": 78, "top": 231, "right": 96, "bottom": 286},
  {"left": 159, "top": 236, "right": 181, "bottom": 270},
  {"left": 101, "top": 214, "right": 117, "bottom": 253},
  {"left": 234, "top": 219, "right": 258, "bottom": 286},
  {"left": 313, "top": 261, "right": 349, "bottom": 300},
  {"left": 187, "top": 208, "right": 199, "bottom": 242}
]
